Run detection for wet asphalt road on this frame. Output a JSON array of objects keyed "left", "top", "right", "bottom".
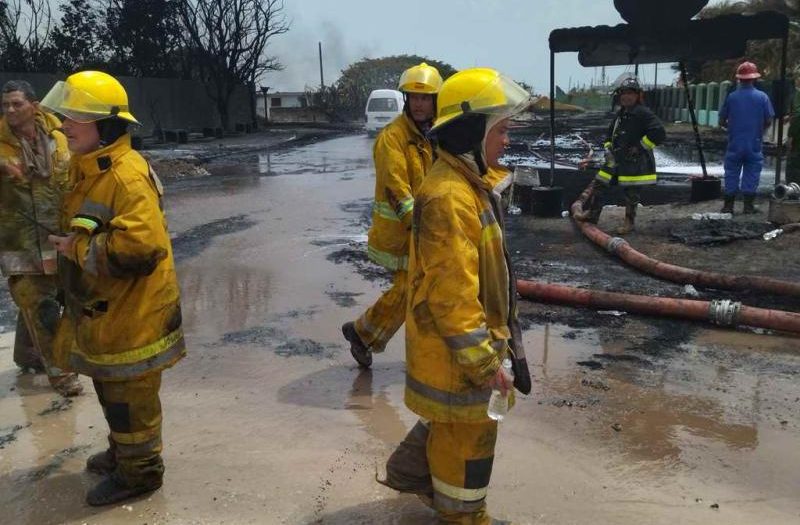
[{"left": 1, "top": 134, "right": 799, "bottom": 525}]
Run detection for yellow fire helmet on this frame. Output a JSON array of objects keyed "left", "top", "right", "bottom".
[
  {"left": 398, "top": 62, "right": 444, "bottom": 94},
  {"left": 41, "top": 70, "right": 140, "bottom": 125},
  {"left": 432, "top": 67, "right": 530, "bottom": 131}
]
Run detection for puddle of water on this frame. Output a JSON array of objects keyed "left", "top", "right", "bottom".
[
  {"left": 179, "top": 262, "right": 275, "bottom": 339},
  {"left": 345, "top": 366, "right": 409, "bottom": 447},
  {"left": 518, "top": 322, "right": 800, "bottom": 489}
]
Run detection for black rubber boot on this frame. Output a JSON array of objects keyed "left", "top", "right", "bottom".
[
  {"left": 342, "top": 322, "right": 372, "bottom": 368},
  {"left": 50, "top": 373, "right": 84, "bottom": 397},
  {"left": 616, "top": 216, "right": 633, "bottom": 235},
  {"left": 86, "top": 471, "right": 162, "bottom": 507},
  {"left": 720, "top": 194, "right": 735, "bottom": 214},
  {"left": 86, "top": 449, "right": 117, "bottom": 475},
  {"left": 742, "top": 194, "right": 760, "bottom": 214},
  {"left": 13, "top": 314, "right": 44, "bottom": 372}
]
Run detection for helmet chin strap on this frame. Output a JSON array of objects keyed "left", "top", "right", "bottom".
[{"left": 472, "top": 145, "right": 488, "bottom": 175}]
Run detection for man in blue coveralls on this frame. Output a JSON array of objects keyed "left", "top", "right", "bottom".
[{"left": 719, "top": 61, "right": 775, "bottom": 214}]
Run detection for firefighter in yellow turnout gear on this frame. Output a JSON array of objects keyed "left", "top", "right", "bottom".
[
  {"left": 342, "top": 63, "right": 443, "bottom": 367},
  {"left": 0, "top": 80, "right": 83, "bottom": 396},
  {"left": 381, "top": 68, "right": 532, "bottom": 524},
  {"left": 42, "top": 71, "right": 185, "bottom": 506}
]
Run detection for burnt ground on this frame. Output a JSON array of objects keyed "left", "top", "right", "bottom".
[
  {"left": 504, "top": 197, "right": 800, "bottom": 376},
  {"left": 2, "top": 132, "right": 799, "bottom": 525},
  {"left": 330, "top": 185, "right": 800, "bottom": 385}
]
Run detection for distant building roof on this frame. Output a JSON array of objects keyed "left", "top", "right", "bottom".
[{"left": 264, "top": 91, "right": 307, "bottom": 97}]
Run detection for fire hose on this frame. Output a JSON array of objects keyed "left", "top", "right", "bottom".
[
  {"left": 515, "top": 280, "right": 800, "bottom": 334},
  {"left": 569, "top": 183, "right": 800, "bottom": 297}
]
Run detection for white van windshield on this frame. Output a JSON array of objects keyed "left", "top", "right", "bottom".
[{"left": 367, "top": 98, "right": 398, "bottom": 112}]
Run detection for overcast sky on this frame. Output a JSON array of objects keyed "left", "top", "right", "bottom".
[{"left": 266, "top": 0, "right": 711, "bottom": 94}]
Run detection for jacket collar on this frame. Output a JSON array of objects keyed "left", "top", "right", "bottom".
[
  {"left": 74, "top": 134, "right": 131, "bottom": 178},
  {"left": 437, "top": 148, "right": 493, "bottom": 191},
  {"left": 0, "top": 109, "right": 62, "bottom": 146},
  {"left": 401, "top": 112, "right": 429, "bottom": 141}
]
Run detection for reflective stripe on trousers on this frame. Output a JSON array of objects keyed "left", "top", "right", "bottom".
[{"left": 430, "top": 420, "right": 497, "bottom": 524}]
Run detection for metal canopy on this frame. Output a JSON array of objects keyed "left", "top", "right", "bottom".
[
  {"left": 546, "top": 10, "right": 792, "bottom": 186},
  {"left": 549, "top": 12, "right": 789, "bottom": 66}
]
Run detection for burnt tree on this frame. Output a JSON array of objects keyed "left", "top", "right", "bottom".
[{"left": 177, "top": 0, "right": 289, "bottom": 130}]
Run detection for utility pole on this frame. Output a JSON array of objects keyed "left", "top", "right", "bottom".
[
  {"left": 260, "top": 86, "right": 271, "bottom": 123},
  {"left": 318, "top": 42, "right": 325, "bottom": 89}
]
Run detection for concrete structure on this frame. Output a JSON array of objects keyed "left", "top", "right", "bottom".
[
  {"left": 255, "top": 91, "right": 329, "bottom": 124},
  {"left": 256, "top": 92, "right": 309, "bottom": 120},
  {"left": 649, "top": 80, "right": 757, "bottom": 129}
]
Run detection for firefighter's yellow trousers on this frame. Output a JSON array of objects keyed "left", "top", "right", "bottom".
[
  {"left": 8, "top": 275, "right": 66, "bottom": 376},
  {"left": 93, "top": 372, "right": 164, "bottom": 487},
  {"left": 385, "top": 419, "right": 498, "bottom": 524},
  {"left": 354, "top": 270, "right": 407, "bottom": 352}
]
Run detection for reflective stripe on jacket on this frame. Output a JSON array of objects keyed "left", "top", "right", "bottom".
[
  {"left": 0, "top": 111, "right": 71, "bottom": 275},
  {"left": 58, "top": 135, "right": 184, "bottom": 380},
  {"left": 596, "top": 104, "right": 665, "bottom": 187},
  {"left": 405, "top": 150, "right": 522, "bottom": 423},
  {"left": 368, "top": 113, "right": 433, "bottom": 271}
]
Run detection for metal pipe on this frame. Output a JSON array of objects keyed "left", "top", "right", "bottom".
[
  {"left": 549, "top": 50, "right": 556, "bottom": 187},
  {"left": 774, "top": 183, "right": 800, "bottom": 201},
  {"left": 318, "top": 41, "right": 325, "bottom": 89},
  {"left": 654, "top": 63, "right": 658, "bottom": 89},
  {"left": 516, "top": 280, "right": 800, "bottom": 334},
  {"left": 571, "top": 183, "right": 800, "bottom": 297},
  {"left": 775, "top": 34, "right": 789, "bottom": 186},
  {"left": 679, "top": 61, "right": 709, "bottom": 178}
]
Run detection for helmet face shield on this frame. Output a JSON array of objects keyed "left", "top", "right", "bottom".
[
  {"left": 41, "top": 80, "right": 140, "bottom": 124},
  {"left": 434, "top": 72, "right": 531, "bottom": 131}
]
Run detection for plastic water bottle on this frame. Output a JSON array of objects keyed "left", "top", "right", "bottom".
[{"left": 487, "top": 358, "right": 514, "bottom": 421}]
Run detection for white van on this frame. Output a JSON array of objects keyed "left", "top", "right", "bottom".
[{"left": 365, "top": 89, "right": 404, "bottom": 136}]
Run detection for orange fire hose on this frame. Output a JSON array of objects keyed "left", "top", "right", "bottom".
[
  {"left": 515, "top": 280, "right": 800, "bottom": 334},
  {"left": 569, "top": 183, "right": 800, "bottom": 297}
]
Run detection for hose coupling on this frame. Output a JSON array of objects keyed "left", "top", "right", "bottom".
[
  {"left": 606, "top": 236, "right": 627, "bottom": 253},
  {"left": 773, "top": 182, "right": 800, "bottom": 201},
  {"left": 709, "top": 299, "right": 742, "bottom": 326}
]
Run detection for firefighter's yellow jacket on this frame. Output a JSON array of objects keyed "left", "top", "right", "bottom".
[
  {"left": 0, "top": 111, "right": 70, "bottom": 275},
  {"left": 58, "top": 135, "right": 184, "bottom": 380},
  {"left": 405, "top": 150, "right": 520, "bottom": 423},
  {"left": 367, "top": 112, "right": 433, "bottom": 271}
]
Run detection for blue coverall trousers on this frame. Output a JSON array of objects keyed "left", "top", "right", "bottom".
[{"left": 723, "top": 147, "right": 763, "bottom": 196}]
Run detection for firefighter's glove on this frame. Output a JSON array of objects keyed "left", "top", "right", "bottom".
[{"left": 603, "top": 142, "right": 616, "bottom": 168}]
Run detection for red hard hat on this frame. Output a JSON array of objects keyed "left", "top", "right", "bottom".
[{"left": 736, "top": 62, "right": 761, "bottom": 80}]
